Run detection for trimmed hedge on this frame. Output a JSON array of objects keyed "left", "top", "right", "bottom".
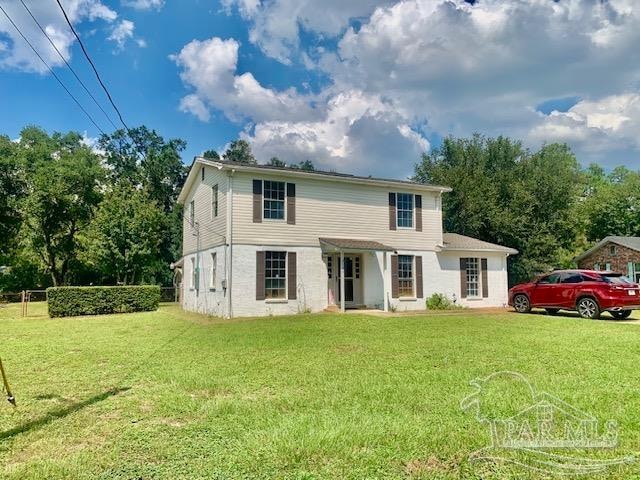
[{"left": 47, "top": 285, "right": 160, "bottom": 318}]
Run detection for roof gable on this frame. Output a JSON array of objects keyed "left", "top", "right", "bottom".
[{"left": 575, "top": 236, "right": 640, "bottom": 262}]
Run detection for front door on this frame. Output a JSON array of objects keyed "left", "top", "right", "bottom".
[{"left": 334, "top": 255, "right": 363, "bottom": 307}]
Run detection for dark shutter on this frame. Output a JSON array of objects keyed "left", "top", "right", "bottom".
[
  {"left": 256, "top": 251, "right": 265, "bottom": 300},
  {"left": 389, "top": 193, "right": 397, "bottom": 230},
  {"left": 415, "top": 256, "right": 423, "bottom": 298},
  {"left": 391, "top": 255, "right": 399, "bottom": 298},
  {"left": 415, "top": 195, "right": 422, "bottom": 232},
  {"left": 288, "top": 252, "right": 297, "bottom": 300},
  {"left": 252, "top": 180, "right": 262, "bottom": 223},
  {"left": 460, "top": 258, "right": 468, "bottom": 299},
  {"left": 481, "top": 258, "right": 488, "bottom": 298},
  {"left": 286, "top": 183, "right": 296, "bottom": 225}
]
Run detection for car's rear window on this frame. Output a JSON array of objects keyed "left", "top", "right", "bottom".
[{"left": 601, "top": 274, "right": 633, "bottom": 285}]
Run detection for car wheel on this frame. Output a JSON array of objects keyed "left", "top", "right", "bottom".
[
  {"left": 545, "top": 308, "right": 560, "bottom": 315},
  {"left": 577, "top": 297, "right": 600, "bottom": 319},
  {"left": 611, "top": 310, "right": 632, "bottom": 320},
  {"left": 513, "top": 294, "right": 531, "bottom": 313}
]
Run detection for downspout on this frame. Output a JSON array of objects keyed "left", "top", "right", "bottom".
[{"left": 226, "top": 169, "right": 235, "bottom": 319}]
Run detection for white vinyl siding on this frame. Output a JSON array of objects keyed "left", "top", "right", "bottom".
[
  {"left": 231, "top": 173, "right": 442, "bottom": 250},
  {"left": 183, "top": 168, "right": 227, "bottom": 255}
]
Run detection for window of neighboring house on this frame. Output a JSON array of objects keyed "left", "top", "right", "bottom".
[
  {"left": 212, "top": 184, "right": 219, "bottom": 218},
  {"left": 265, "top": 251, "right": 286, "bottom": 299},
  {"left": 466, "top": 257, "right": 480, "bottom": 297},
  {"left": 396, "top": 193, "right": 414, "bottom": 228},
  {"left": 210, "top": 253, "right": 217, "bottom": 290},
  {"left": 605, "top": 263, "right": 611, "bottom": 271},
  {"left": 263, "top": 180, "right": 285, "bottom": 220},
  {"left": 398, "top": 255, "right": 414, "bottom": 297},
  {"left": 635, "top": 264, "right": 640, "bottom": 283},
  {"left": 189, "top": 199, "right": 195, "bottom": 227},
  {"left": 190, "top": 257, "right": 197, "bottom": 289},
  {"left": 594, "top": 263, "right": 600, "bottom": 271},
  {"left": 610, "top": 245, "right": 617, "bottom": 256}
]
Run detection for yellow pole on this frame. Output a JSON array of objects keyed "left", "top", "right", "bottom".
[{"left": 0, "top": 358, "right": 16, "bottom": 407}]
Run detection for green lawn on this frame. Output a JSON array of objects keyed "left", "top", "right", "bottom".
[{"left": 1, "top": 303, "right": 640, "bottom": 479}]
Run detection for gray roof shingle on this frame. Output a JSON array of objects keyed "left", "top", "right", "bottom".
[{"left": 441, "top": 233, "right": 518, "bottom": 254}]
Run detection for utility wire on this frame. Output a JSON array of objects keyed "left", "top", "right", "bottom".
[
  {"left": 54, "top": 0, "right": 133, "bottom": 138},
  {"left": 0, "top": 3, "right": 106, "bottom": 135},
  {"left": 19, "top": 0, "right": 119, "bottom": 131}
]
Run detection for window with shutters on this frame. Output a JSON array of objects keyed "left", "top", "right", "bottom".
[
  {"left": 211, "top": 184, "right": 219, "bottom": 218},
  {"left": 396, "top": 193, "right": 414, "bottom": 228},
  {"left": 465, "top": 257, "right": 480, "bottom": 297},
  {"left": 263, "top": 180, "right": 285, "bottom": 220},
  {"left": 265, "top": 251, "right": 286, "bottom": 299},
  {"left": 398, "top": 255, "right": 414, "bottom": 297}
]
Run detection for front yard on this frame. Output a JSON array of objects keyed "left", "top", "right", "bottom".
[{"left": 1, "top": 303, "right": 639, "bottom": 479}]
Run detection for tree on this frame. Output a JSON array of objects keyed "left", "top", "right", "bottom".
[
  {"left": 0, "top": 135, "right": 23, "bottom": 260},
  {"left": 83, "top": 183, "right": 165, "bottom": 284},
  {"left": 414, "top": 135, "right": 581, "bottom": 284},
  {"left": 267, "top": 156, "right": 286, "bottom": 167},
  {"left": 202, "top": 149, "right": 220, "bottom": 160},
  {"left": 223, "top": 139, "right": 256, "bottom": 164},
  {"left": 98, "top": 126, "right": 188, "bottom": 285},
  {"left": 291, "top": 160, "right": 315, "bottom": 171},
  {"left": 18, "top": 127, "right": 104, "bottom": 286}
]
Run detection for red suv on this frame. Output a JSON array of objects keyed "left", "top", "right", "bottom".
[{"left": 509, "top": 270, "right": 639, "bottom": 319}]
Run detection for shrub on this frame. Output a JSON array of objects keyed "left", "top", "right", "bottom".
[
  {"left": 426, "top": 293, "right": 465, "bottom": 310},
  {"left": 47, "top": 285, "right": 160, "bottom": 318}
]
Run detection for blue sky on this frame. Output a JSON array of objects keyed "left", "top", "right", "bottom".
[{"left": 1, "top": 0, "right": 640, "bottom": 178}]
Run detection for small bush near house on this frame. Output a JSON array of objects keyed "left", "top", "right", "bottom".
[
  {"left": 426, "top": 293, "right": 465, "bottom": 310},
  {"left": 47, "top": 285, "right": 160, "bottom": 317}
]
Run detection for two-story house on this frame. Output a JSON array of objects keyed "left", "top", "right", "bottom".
[{"left": 174, "top": 158, "right": 518, "bottom": 318}]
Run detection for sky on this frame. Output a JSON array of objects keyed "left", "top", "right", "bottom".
[{"left": 1, "top": 0, "right": 640, "bottom": 179}]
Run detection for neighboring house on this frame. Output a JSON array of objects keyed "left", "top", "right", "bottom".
[
  {"left": 175, "top": 158, "right": 518, "bottom": 318},
  {"left": 575, "top": 236, "right": 640, "bottom": 282}
]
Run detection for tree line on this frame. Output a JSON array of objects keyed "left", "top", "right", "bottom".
[
  {"left": 413, "top": 134, "right": 640, "bottom": 284},
  {"left": 0, "top": 127, "right": 635, "bottom": 290}
]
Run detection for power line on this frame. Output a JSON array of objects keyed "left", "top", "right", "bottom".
[
  {"left": 54, "top": 0, "right": 133, "bottom": 137},
  {"left": 19, "top": 0, "right": 119, "bottom": 131},
  {"left": 0, "top": 3, "right": 106, "bottom": 135}
]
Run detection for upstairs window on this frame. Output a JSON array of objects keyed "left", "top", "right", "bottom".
[
  {"left": 189, "top": 199, "right": 195, "bottom": 227},
  {"left": 396, "top": 193, "right": 414, "bottom": 228},
  {"left": 398, "top": 255, "right": 414, "bottom": 297},
  {"left": 263, "top": 180, "right": 285, "bottom": 220},
  {"left": 609, "top": 245, "right": 617, "bottom": 256},
  {"left": 212, "top": 184, "right": 219, "bottom": 218},
  {"left": 265, "top": 251, "right": 286, "bottom": 299}
]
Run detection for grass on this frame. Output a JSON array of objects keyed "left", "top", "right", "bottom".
[{"left": 1, "top": 303, "right": 640, "bottom": 479}]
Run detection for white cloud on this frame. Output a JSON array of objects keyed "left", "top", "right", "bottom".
[
  {"left": 245, "top": 90, "right": 428, "bottom": 175},
  {"left": 179, "top": 94, "right": 210, "bottom": 122},
  {"left": 178, "top": 0, "right": 640, "bottom": 174},
  {"left": 222, "top": 0, "right": 393, "bottom": 64},
  {"left": 121, "top": 0, "right": 164, "bottom": 11},
  {"left": 107, "top": 19, "right": 135, "bottom": 50},
  {"left": 171, "top": 37, "right": 317, "bottom": 123},
  {"left": 0, "top": 0, "right": 117, "bottom": 73}
]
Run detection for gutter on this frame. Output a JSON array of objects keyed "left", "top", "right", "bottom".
[{"left": 226, "top": 168, "right": 235, "bottom": 319}]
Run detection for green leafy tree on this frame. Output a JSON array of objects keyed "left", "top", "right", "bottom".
[
  {"left": 267, "top": 156, "right": 286, "bottom": 167},
  {"left": 414, "top": 135, "right": 581, "bottom": 284},
  {"left": 202, "top": 149, "right": 220, "bottom": 160},
  {"left": 83, "top": 183, "right": 165, "bottom": 284},
  {"left": 291, "top": 160, "right": 315, "bottom": 171},
  {"left": 0, "top": 135, "right": 24, "bottom": 261},
  {"left": 18, "top": 127, "right": 104, "bottom": 286},
  {"left": 223, "top": 139, "right": 256, "bottom": 164}
]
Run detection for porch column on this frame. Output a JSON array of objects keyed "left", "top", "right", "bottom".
[
  {"left": 383, "top": 251, "right": 389, "bottom": 312},
  {"left": 340, "top": 249, "right": 345, "bottom": 313}
]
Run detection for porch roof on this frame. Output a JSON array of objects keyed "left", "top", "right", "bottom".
[{"left": 319, "top": 237, "right": 396, "bottom": 253}]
